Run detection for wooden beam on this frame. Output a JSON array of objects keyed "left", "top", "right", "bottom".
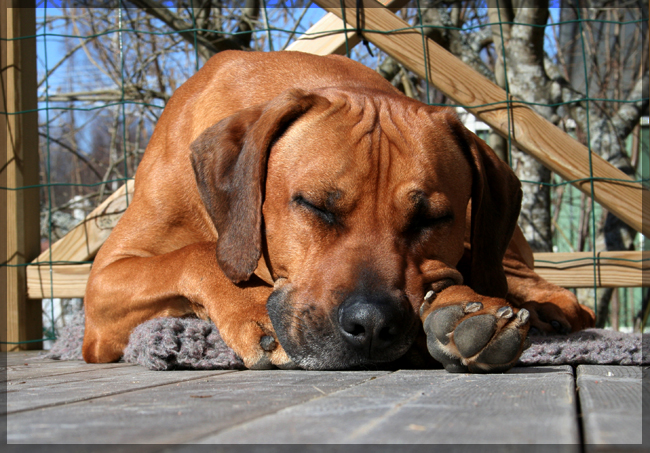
[
  {"left": 26, "top": 251, "right": 648, "bottom": 299},
  {"left": 2, "top": 1, "right": 41, "bottom": 351},
  {"left": 27, "top": 263, "right": 92, "bottom": 299},
  {"left": 286, "top": 0, "right": 408, "bottom": 55},
  {"left": 534, "top": 251, "right": 649, "bottom": 288},
  {"left": 33, "top": 180, "right": 134, "bottom": 264},
  {"left": 313, "top": 0, "right": 649, "bottom": 237}
]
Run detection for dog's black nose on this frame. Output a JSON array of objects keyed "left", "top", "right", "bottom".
[{"left": 338, "top": 294, "right": 404, "bottom": 356}]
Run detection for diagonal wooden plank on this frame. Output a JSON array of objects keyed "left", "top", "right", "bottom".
[
  {"left": 313, "top": 0, "right": 648, "bottom": 236},
  {"left": 286, "top": 0, "right": 408, "bottom": 55},
  {"left": 194, "top": 366, "right": 580, "bottom": 445},
  {"left": 577, "top": 365, "right": 643, "bottom": 446},
  {"left": 4, "top": 365, "right": 235, "bottom": 414},
  {"left": 33, "top": 179, "right": 134, "bottom": 264},
  {"left": 5, "top": 370, "right": 387, "bottom": 444}
]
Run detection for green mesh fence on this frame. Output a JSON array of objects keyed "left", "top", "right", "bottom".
[{"left": 2, "top": 0, "right": 648, "bottom": 347}]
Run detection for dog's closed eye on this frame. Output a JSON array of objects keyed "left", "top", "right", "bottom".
[
  {"left": 406, "top": 193, "right": 454, "bottom": 235},
  {"left": 409, "top": 211, "right": 454, "bottom": 232},
  {"left": 293, "top": 194, "right": 339, "bottom": 226}
]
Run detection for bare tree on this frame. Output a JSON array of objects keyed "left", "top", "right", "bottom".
[{"left": 38, "top": 2, "right": 299, "bottom": 236}]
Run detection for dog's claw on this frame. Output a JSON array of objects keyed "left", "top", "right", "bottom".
[
  {"left": 517, "top": 308, "right": 530, "bottom": 324},
  {"left": 419, "top": 290, "right": 437, "bottom": 317},
  {"left": 260, "top": 335, "right": 277, "bottom": 352},
  {"left": 496, "top": 306, "right": 513, "bottom": 319},
  {"left": 464, "top": 302, "right": 483, "bottom": 313}
]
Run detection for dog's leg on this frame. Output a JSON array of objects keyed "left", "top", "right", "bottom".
[
  {"left": 82, "top": 242, "right": 294, "bottom": 369},
  {"left": 503, "top": 228, "right": 595, "bottom": 334},
  {"left": 419, "top": 285, "right": 531, "bottom": 373}
]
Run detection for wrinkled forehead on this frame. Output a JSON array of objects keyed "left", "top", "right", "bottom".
[{"left": 267, "top": 91, "right": 472, "bottom": 200}]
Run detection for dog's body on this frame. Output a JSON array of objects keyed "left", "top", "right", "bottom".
[{"left": 83, "top": 51, "right": 594, "bottom": 372}]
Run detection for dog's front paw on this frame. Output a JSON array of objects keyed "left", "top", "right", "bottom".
[
  {"left": 251, "top": 333, "right": 299, "bottom": 370},
  {"left": 518, "top": 291, "right": 595, "bottom": 336},
  {"left": 219, "top": 314, "right": 298, "bottom": 370},
  {"left": 420, "top": 286, "right": 530, "bottom": 373}
]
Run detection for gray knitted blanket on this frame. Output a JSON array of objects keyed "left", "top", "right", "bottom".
[{"left": 45, "top": 310, "right": 648, "bottom": 370}]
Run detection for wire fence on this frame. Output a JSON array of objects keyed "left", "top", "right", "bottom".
[{"left": 2, "top": 0, "right": 648, "bottom": 348}]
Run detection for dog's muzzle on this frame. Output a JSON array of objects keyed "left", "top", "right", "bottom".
[{"left": 267, "top": 286, "right": 419, "bottom": 370}]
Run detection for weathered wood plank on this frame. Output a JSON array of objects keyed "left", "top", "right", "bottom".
[
  {"left": 4, "top": 365, "right": 235, "bottom": 414},
  {"left": 313, "top": 0, "right": 648, "bottom": 237},
  {"left": 5, "top": 370, "right": 387, "bottom": 444},
  {"left": 2, "top": 350, "right": 42, "bottom": 367},
  {"left": 3, "top": 358, "right": 134, "bottom": 383},
  {"left": 577, "top": 365, "right": 643, "bottom": 446},
  {"left": 195, "top": 366, "right": 580, "bottom": 445}
]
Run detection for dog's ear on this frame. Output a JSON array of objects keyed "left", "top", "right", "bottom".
[
  {"left": 190, "top": 89, "right": 326, "bottom": 283},
  {"left": 448, "top": 116, "right": 522, "bottom": 298}
]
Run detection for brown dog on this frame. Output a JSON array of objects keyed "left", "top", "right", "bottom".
[{"left": 82, "top": 51, "right": 594, "bottom": 372}]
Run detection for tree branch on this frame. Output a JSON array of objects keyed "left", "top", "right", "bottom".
[
  {"left": 38, "top": 132, "right": 105, "bottom": 181},
  {"left": 128, "top": 0, "right": 247, "bottom": 59}
]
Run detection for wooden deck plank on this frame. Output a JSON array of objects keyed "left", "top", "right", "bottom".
[
  {"left": 4, "top": 365, "right": 235, "bottom": 414},
  {"left": 577, "top": 365, "right": 643, "bottom": 447},
  {"left": 195, "top": 366, "right": 580, "bottom": 445},
  {"left": 3, "top": 357, "right": 134, "bottom": 383},
  {"left": 5, "top": 369, "right": 387, "bottom": 444},
  {"left": 2, "top": 350, "right": 44, "bottom": 366}
]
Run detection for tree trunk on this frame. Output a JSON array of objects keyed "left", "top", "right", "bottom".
[{"left": 489, "top": 0, "right": 554, "bottom": 252}]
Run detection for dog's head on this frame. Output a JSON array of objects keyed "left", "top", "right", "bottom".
[{"left": 191, "top": 88, "right": 521, "bottom": 370}]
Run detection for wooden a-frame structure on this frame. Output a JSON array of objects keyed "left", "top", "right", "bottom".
[{"left": 19, "top": 1, "right": 649, "bottom": 317}]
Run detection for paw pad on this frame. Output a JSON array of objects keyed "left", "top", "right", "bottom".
[{"left": 453, "top": 314, "right": 497, "bottom": 358}]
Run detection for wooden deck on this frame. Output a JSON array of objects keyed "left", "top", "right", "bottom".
[{"left": 2, "top": 351, "right": 647, "bottom": 449}]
